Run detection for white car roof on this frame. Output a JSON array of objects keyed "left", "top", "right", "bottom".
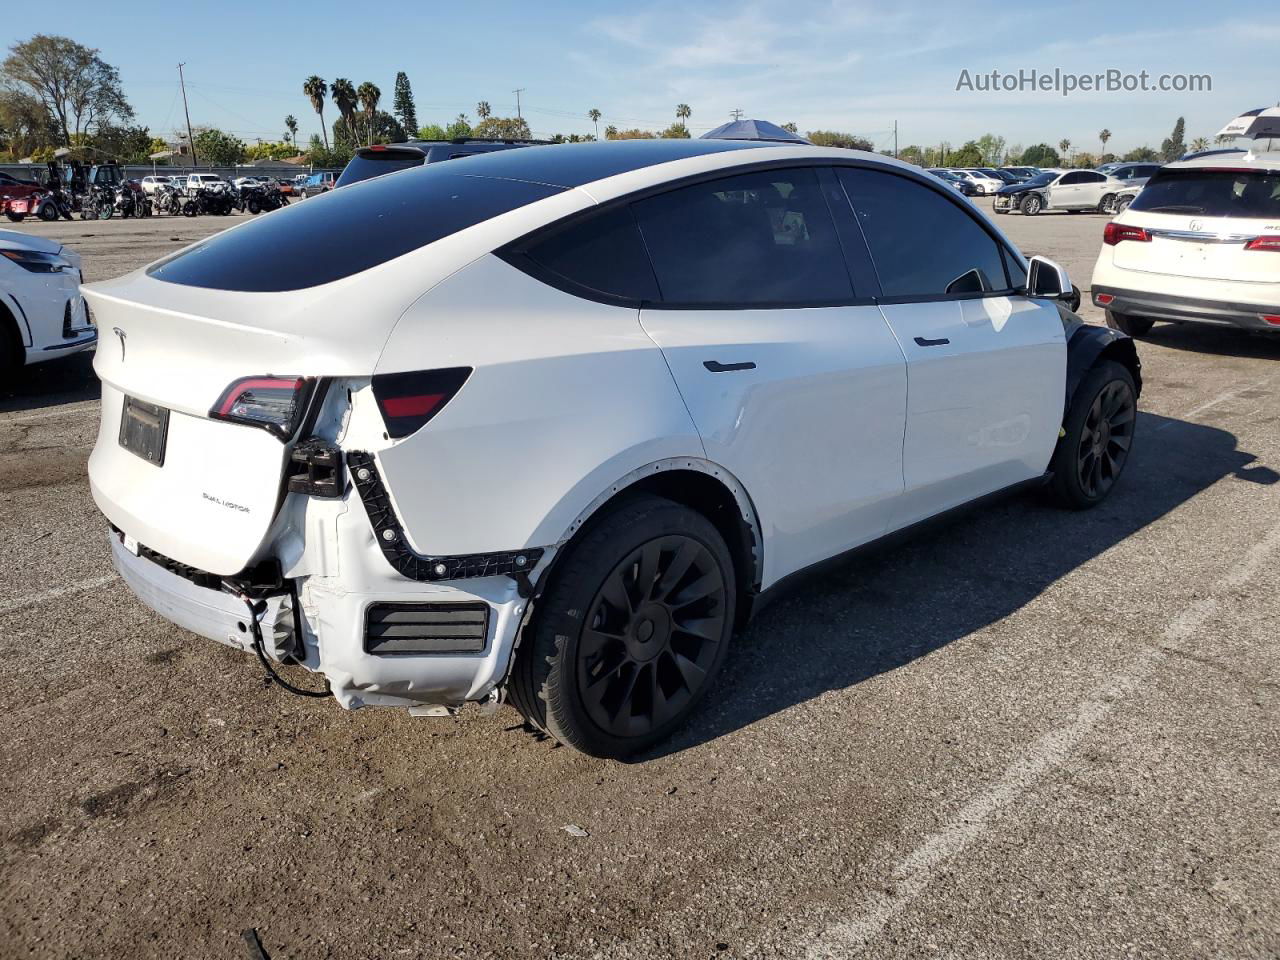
[{"left": 1163, "top": 150, "right": 1280, "bottom": 173}]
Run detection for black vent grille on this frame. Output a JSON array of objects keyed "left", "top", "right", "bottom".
[
  {"left": 364, "top": 602, "right": 490, "bottom": 655},
  {"left": 62, "top": 299, "right": 73, "bottom": 338}
]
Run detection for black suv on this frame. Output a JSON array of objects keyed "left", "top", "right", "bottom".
[{"left": 335, "top": 137, "right": 550, "bottom": 188}]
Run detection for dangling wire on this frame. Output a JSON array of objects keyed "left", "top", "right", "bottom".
[{"left": 225, "top": 585, "right": 331, "bottom": 699}]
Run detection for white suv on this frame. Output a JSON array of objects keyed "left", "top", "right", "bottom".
[
  {"left": 1091, "top": 151, "right": 1280, "bottom": 336},
  {"left": 85, "top": 141, "right": 1141, "bottom": 758},
  {"left": 1, "top": 229, "right": 96, "bottom": 374}
]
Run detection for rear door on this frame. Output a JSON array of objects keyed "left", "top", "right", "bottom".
[
  {"left": 836, "top": 166, "right": 1065, "bottom": 529},
  {"left": 633, "top": 165, "right": 908, "bottom": 587},
  {"left": 1049, "top": 171, "right": 1089, "bottom": 208}
]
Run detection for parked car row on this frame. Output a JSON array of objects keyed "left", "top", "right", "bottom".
[{"left": 993, "top": 164, "right": 1161, "bottom": 216}]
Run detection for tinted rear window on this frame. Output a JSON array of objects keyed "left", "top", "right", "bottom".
[
  {"left": 149, "top": 170, "right": 564, "bottom": 291},
  {"left": 336, "top": 149, "right": 427, "bottom": 187},
  {"left": 632, "top": 167, "right": 853, "bottom": 306},
  {"left": 522, "top": 206, "right": 659, "bottom": 303},
  {"left": 1130, "top": 169, "right": 1280, "bottom": 218}
]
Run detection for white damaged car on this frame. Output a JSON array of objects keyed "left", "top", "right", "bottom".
[
  {"left": 1, "top": 230, "right": 96, "bottom": 375},
  {"left": 86, "top": 140, "right": 1140, "bottom": 757}
]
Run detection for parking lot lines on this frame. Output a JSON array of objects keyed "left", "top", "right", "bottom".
[
  {"left": 800, "top": 518, "right": 1280, "bottom": 959},
  {"left": 0, "top": 573, "right": 115, "bottom": 617}
]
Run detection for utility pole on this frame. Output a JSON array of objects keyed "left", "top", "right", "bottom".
[
  {"left": 513, "top": 88, "right": 525, "bottom": 120},
  {"left": 178, "top": 63, "right": 197, "bottom": 168},
  {"left": 893, "top": 120, "right": 898, "bottom": 159},
  {"left": 730, "top": 108, "right": 744, "bottom": 121}
]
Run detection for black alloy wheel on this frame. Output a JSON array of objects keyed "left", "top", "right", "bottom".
[
  {"left": 1076, "top": 379, "right": 1135, "bottom": 500},
  {"left": 576, "top": 535, "right": 728, "bottom": 740},
  {"left": 509, "top": 494, "right": 737, "bottom": 758},
  {"left": 1050, "top": 360, "right": 1137, "bottom": 508}
]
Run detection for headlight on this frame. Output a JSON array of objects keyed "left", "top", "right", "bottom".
[{"left": 1, "top": 249, "right": 73, "bottom": 274}]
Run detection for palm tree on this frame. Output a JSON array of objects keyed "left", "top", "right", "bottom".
[
  {"left": 1190, "top": 136, "right": 1209, "bottom": 152},
  {"left": 1058, "top": 138, "right": 1071, "bottom": 162},
  {"left": 357, "top": 82, "right": 381, "bottom": 146},
  {"left": 284, "top": 115, "right": 298, "bottom": 150},
  {"left": 1098, "top": 128, "right": 1111, "bottom": 155},
  {"left": 476, "top": 101, "right": 491, "bottom": 121},
  {"left": 303, "top": 76, "right": 329, "bottom": 151},
  {"left": 676, "top": 103, "right": 691, "bottom": 129},
  {"left": 588, "top": 108, "right": 601, "bottom": 139},
  {"left": 604, "top": 124, "right": 618, "bottom": 140},
  {"left": 330, "top": 78, "right": 358, "bottom": 146}
]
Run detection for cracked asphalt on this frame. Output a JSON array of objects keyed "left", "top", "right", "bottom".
[{"left": 1, "top": 204, "right": 1277, "bottom": 959}]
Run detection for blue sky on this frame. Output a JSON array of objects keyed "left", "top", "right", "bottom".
[{"left": 6, "top": 0, "right": 1276, "bottom": 154}]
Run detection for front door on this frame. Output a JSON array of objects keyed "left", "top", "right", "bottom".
[{"left": 836, "top": 166, "right": 1066, "bottom": 529}]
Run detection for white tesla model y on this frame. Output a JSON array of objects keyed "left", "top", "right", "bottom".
[{"left": 86, "top": 140, "right": 1141, "bottom": 757}]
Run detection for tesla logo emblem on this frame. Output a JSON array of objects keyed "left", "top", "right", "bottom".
[
  {"left": 1189, "top": 219, "right": 1203, "bottom": 232},
  {"left": 113, "top": 326, "right": 126, "bottom": 361}
]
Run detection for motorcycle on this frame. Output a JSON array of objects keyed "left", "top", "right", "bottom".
[
  {"left": 182, "top": 186, "right": 234, "bottom": 217},
  {"left": 239, "top": 183, "right": 290, "bottom": 214},
  {"left": 114, "top": 183, "right": 151, "bottom": 218},
  {"left": 33, "top": 186, "right": 76, "bottom": 222},
  {"left": 3, "top": 191, "right": 44, "bottom": 222},
  {"left": 80, "top": 185, "right": 115, "bottom": 220},
  {"left": 151, "top": 183, "right": 182, "bottom": 216}
]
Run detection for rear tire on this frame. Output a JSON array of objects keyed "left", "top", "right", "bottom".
[
  {"left": 1115, "top": 195, "right": 1134, "bottom": 214},
  {"left": 509, "top": 495, "right": 736, "bottom": 759},
  {"left": 1050, "top": 360, "right": 1137, "bottom": 509},
  {"left": 1105, "top": 310, "right": 1154, "bottom": 337},
  {"left": 38, "top": 204, "right": 59, "bottom": 222},
  {"left": 5, "top": 212, "right": 22, "bottom": 223}
]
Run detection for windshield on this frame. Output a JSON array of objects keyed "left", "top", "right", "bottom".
[
  {"left": 1024, "top": 172, "right": 1055, "bottom": 186},
  {"left": 1130, "top": 169, "right": 1280, "bottom": 218},
  {"left": 336, "top": 148, "right": 427, "bottom": 187}
]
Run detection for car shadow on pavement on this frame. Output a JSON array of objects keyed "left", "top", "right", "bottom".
[
  {"left": 0, "top": 353, "right": 99, "bottom": 414},
  {"left": 1138, "top": 323, "right": 1280, "bottom": 361},
  {"left": 642, "top": 410, "right": 1277, "bottom": 761}
]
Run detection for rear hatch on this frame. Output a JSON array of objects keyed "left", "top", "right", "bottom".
[
  {"left": 85, "top": 270, "right": 400, "bottom": 576},
  {"left": 1114, "top": 167, "right": 1280, "bottom": 284}
]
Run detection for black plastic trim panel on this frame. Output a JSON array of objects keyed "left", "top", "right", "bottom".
[{"left": 347, "top": 451, "right": 544, "bottom": 583}]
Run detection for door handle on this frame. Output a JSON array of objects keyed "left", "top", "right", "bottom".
[
  {"left": 703, "top": 360, "right": 756, "bottom": 373},
  {"left": 913, "top": 336, "right": 950, "bottom": 347}
]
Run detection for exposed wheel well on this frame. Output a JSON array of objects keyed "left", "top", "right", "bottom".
[
  {"left": 1098, "top": 338, "right": 1142, "bottom": 397},
  {"left": 553, "top": 468, "right": 761, "bottom": 633},
  {"left": 0, "top": 298, "right": 25, "bottom": 373}
]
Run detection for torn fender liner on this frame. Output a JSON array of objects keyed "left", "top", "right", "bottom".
[{"left": 347, "top": 450, "right": 545, "bottom": 582}]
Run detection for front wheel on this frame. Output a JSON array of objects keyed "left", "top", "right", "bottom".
[
  {"left": 248, "top": 199, "right": 261, "bottom": 215},
  {"left": 1021, "top": 194, "right": 1042, "bottom": 216},
  {"left": 1049, "top": 360, "right": 1137, "bottom": 509},
  {"left": 1105, "top": 310, "right": 1154, "bottom": 337},
  {"left": 509, "top": 495, "right": 736, "bottom": 758},
  {"left": 39, "top": 204, "right": 60, "bottom": 222},
  {"left": 1115, "top": 195, "right": 1134, "bottom": 214}
]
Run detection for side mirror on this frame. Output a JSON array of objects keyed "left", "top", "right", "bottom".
[{"left": 1026, "top": 255, "right": 1072, "bottom": 300}]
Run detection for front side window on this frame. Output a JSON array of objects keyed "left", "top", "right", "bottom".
[
  {"left": 837, "top": 167, "right": 1010, "bottom": 298},
  {"left": 631, "top": 167, "right": 853, "bottom": 306}
]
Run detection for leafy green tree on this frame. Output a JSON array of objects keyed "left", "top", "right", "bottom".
[
  {"left": 897, "top": 144, "right": 925, "bottom": 165},
  {"left": 1160, "top": 116, "right": 1186, "bottom": 161},
  {"left": 948, "top": 140, "right": 985, "bottom": 166},
  {"left": 2, "top": 34, "right": 132, "bottom": 147},
  {"left": 1123, "top": 145, "right": 1159, "bottom": 162},
  {"left": 476, "top": 101, "right": 491, "bottom": 121},
  {"left": 975, "top": 133, "right": 1006, "bottom": 166},
  {"left": 284, "top": 115, "right": 298, "bottom": 150},
  {"left": 807, "top": 130, "right": 874, "bottom": 150},
  {"left": 660, "top": 122, "right": 690, "bottom": 138},
  {"left": 607, "top": 128, "right": 656, "bottom": 140},
  {"left": 329, "top": 78, "right": 357, "bottom": 146},
  {"left": 588, "top": 108, "right": 601, "bottom": 139},
  {"left": 472, "top": 116, "right": 530, "bottom": 139},
  {"left": 305, "top": 133, "right": 350, "bottom": 169},
  {"left": 418, "top": 122, "right": 447, "bottom": 140},
  {"left": 1071, "top": 151, "right": 1098, "bottom": 169},
  {"left": 781, "top": 122, "right": 799, "bottom": 133},
  {"left": 0, "top": 88, "right": 57, "bottom": 160},
  {"left": 1020, "top": 143, "right": 1061, "bottom": 166},
  {"left": 303, "top": 76, "right": 328, "bottom": 151},
  {"left": 604, "top": 124, "right": 618, "bottom": 139},
  {"left": 356, "top": 82, "right": 381, "bottom": 146},
  {"left": 446, "top": 114, "right": 472, "bottom": 139},
  {"left": 392, "top": 72, "right": 417, "bottom": 136},
  {"left": 89, "top": 123, "right": 153, "bottom": 163},
  {"left": 192, "top": 127, "right": 246, "bottom": 166},
  {"left": 1189, "top": 136, "right": 1209, "bottom": 152}
]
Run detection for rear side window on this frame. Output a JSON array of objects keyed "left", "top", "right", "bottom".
[
  {"left": 150, "top": 171, "right": 565, "bottom": 292},
  {"left": 1130, "top": 169, "right": 1280, "bottom": 219},
  {"left": 632, "top": 167, "right": 853, "bottom": 306},
  {"left": 335, "top": 148, "right": 427, "bottom": 187},
  {"left": 521, "top": 206, "right": 659, "bottom": 303},
  {"left": 838, "top": 167, "right": 1010, "bottom": 298}
]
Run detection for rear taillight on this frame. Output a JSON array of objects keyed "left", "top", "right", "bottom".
[
  {"left": 1103, "top": 222, "right": 1151, "bottom": 245},
  {"left": 371, "top": 368, "right": 471, "bottom": 439},
  {"left": 1244, "top": 235, "right": 1280, "bottom": 252},
  {"left": 211, "top": 376, "right": 311, "bottom": 439},
  {"left": 1262, "top": 315, "right": 1280, "bottom": 327}
]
